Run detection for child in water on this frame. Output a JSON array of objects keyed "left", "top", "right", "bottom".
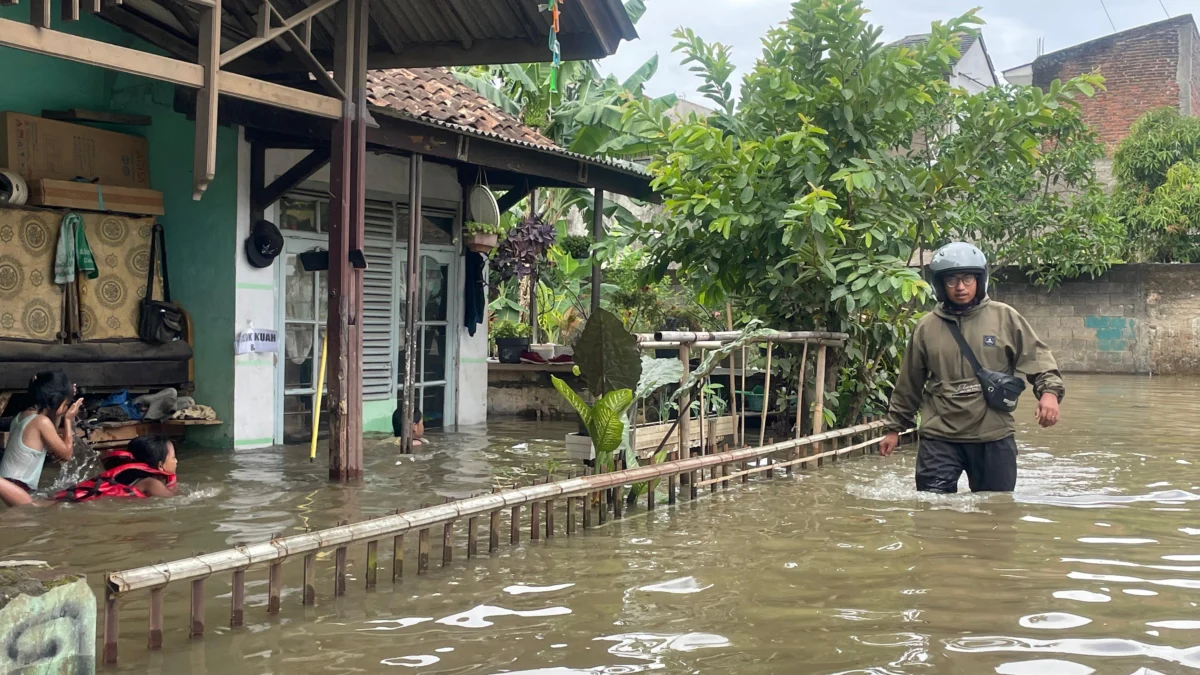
[
  {"left": 0, "top": 435, "right": 178, "bottom": 507},
  {"left": 0, "top": 370, "right": 82, "bottom": 498},
  {"left": 392, "top": 404, "right": 425, "bottom": 447}
]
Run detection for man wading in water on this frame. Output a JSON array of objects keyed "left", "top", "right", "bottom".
[{"left": 878, "top": 242, "right": 1064, "bottom": 492}]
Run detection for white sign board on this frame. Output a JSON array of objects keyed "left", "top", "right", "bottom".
[{"left": 235, "top": 327, "right": 279, "bottom": 355}]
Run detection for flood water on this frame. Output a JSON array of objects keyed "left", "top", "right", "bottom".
[{"left": 4, "top": 374, "right": 1200, "bottom": 674}]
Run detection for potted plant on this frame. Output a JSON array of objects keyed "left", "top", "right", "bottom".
[
  {"left": 493, "top": 319, "right": 532, "bottom": 363},
  {"left": 465, "top": 221, "right": 504, "bottom": 253},
  {"left": 559, "top": 233, "right": 593, "bottom": 260}
]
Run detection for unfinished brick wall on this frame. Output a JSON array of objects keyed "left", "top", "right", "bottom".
[
  {"left": 991, "top": 265, "right": 1200, "bottom": 375},
  {"left": 1034, "top": 17, "right": 1191, "bottom": 150}
]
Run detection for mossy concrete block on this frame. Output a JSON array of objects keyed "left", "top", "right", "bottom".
[{"left": 0, "top": 570, "right": 95, "bottom": 675}]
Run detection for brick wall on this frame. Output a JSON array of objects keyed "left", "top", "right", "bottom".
[
  {"left": 1034, "top": 17, "right": 1190, "bottom": 149},
  {"left": 991, "top": 264, "right": 1200, "bottom": 375}
]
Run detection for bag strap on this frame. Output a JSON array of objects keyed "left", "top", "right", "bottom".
[
  {"left": 940, "top": 315, "right": 983, "bottom": 375},
  {"left": 145, "top": 223, "right": 159, "bottom": 302},
  {"left": 156, "top": 224, "right": 172, "bottom": 303},
  {"left": 145, "top": 223, "right": 172, "bottom": 304}
]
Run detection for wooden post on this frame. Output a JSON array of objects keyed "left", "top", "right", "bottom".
[
  {"left": 813, "top": 343, "right": 827, "bottom": 467},
  {"left": 230, "top": 570, "right": 245, "bottom": 626},
  {"left": 400, "top": 153, "right": 424, "bottom": 455},
  {"left": 326, "top": 0, "right": 354, "bottom": 478},
  {"left": 442, "top": 520, "right": 454, "bottom": 567},
  {"left": 392, "top": 534, "right": 404, "bottom": 581},
  {"left": 417, "top": 528, "right": 431, "bottom": 573},
  {"left": 758, "top": 343, "right": 774, "bottom": 449},
  {"left": 531, "top": 479, "right": 542, "bottom": 540},
  {"left": 192, "top": 0, "right": 221, "bottom": 199},
  {"left": 268, "top": 562, "right": 282, "bottom": 612},
  {"left": 726, "top": 302, "right": 738, "bottom": 447},
  {"left": 190, "top": 578, "right": 206, "bottom": 638},
  {"left": 365, "top": 541, "right": 378, "bottom": 588},
  {"left": 545, "top": 494, "right": 555, "bottom": 537},
  {"left": 103, "top": 587, "right": 118, "bottom": 664},
  {"left": 791, "top": 342, "right": 809, "bottom": 475},
  {"left": 739, "top": 346, "right": 748, "bottom": 448},
  {"left": 303, "top": 553, "right": 316, "bottom": 605},
  {"left": 582, "top": 471, "right": 593, "bottom": 528},
  {"left": 345, "top": 0, "right": 369, "bottom": 477},
  {"left": 334, "top": 547, "right": 348, "bottom": 595},
  {"left": 679, "top": 343, "right": 692, "bottom": 499},
  {"left": 567, "top": 485, "right": 577, "bottom": 535},
  {"left": 722, "top": 444, "right": 731, "bottom": 489},
  {"left": 149, "top": 587, "right": 164, "bottom": 649},
  {"left": 468, "top": 514, "right": 479, "bottom": 557},
  {"left": 510, "top": 493, "right": 521, "bottom": 545},
  {"left": 489, "top": 488, "right": 501, "bottom": 552},
  {"left": 590, "top": 189, "right": 604, "bottom": 314}
]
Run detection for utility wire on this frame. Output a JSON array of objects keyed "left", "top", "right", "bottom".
[
  {"left": 1099, "top": 0, "right": 1117, "bottom": 31},
  {"left": 1158, "top": 0, "right": 1172, "bottom": 18}
]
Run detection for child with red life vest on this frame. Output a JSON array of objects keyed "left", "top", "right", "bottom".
[{"left": 0, "top": 435, "right": 178, "bottom": 507}]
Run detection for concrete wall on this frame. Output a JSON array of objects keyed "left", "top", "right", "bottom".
[
  {"left": 1033, "top": 16, "right": 1199, "bottom": 150},
  {"left": 0, "top": 9, "right": 240, "bottom": 446},
  {"left": 951, "top": 39, "right": 996, "bottom": 94},
  {"left": 991, "top": 264, "right": 1200, "bottom": 375}
]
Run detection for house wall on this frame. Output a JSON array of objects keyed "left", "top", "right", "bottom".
[
  {"left": 951, "top": 40, "right": 995, "bottom": 93},
  {"left": 991, "top": 264, "right": 1200, "bottom": 375},
  {"left": 0, "top": 9, "right": 240, "bottom": 446},
  {"left": 238, "top": 149, "right": 487, "bottom": 445},
  {"left": 1032, "top": 18, "right": 1198, "bottom": 150}
]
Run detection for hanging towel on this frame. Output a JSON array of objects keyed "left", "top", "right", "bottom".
[
  {"left": 463, "top": 251, "right": 486, "bottom": 336},
  {"left": 53, "top": 213, "right": 97, "bottom": 285}
]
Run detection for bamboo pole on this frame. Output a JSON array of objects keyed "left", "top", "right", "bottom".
[
  {"left": 679, "top": 343, "right": 691, "bottom": 499},
  {"left": 467, "top": 514, "right": 479, "bottom": 557},
  {"left": 107, "top": 422, "right": 899, "bottom": 594},
  {"left": 792, "top": 341, "right": 810, "bottom": 475},
  {"left": 531, "top": 479, "right": 542, "bottom": 541},
  {"left": 489, "top": 487, "right": 501, "bottom": 552},
  {"left": 417, "top": 527, "right": 430, "bottom": 574},
  {"left": 695, "top": 432, "right": 887, "bottom": 486},
  {"left": 334, "top": 520, "right": 348, "bottom": 595},
  {"left": 650, "top": 330, "right": 849, "bottom": 343},
  {"left": 739, "top": 346, "right": 748, "bottom": 448},
  {"left": 442, "top": 519, "right": 454, "bottom": 567},
  {"left": 758, "top": 343, "right": 774, "bottom": 448},
  {"left": 104, "top": 587, "right": 118, "bottom": 664}
]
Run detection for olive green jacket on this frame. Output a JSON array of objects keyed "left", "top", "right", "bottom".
[{"left": 884, "top": 297, "right": 1065, "bottom": 443}]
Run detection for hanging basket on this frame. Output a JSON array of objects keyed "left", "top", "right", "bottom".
[
  {"left": 465, "top": 232, "right": 498, "bottom": 253},
  {"left": 468, "top": 184, "right": 500, "bottom": 227}
]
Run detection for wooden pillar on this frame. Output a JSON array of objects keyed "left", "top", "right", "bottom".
[
  {"left": 400, "top": 153, "right": 424, "bottom": 454},
  {"left": 813, "top": 343, "right": 828, "bottom": 466},
  {"left": 679, "top": 344, "right": 693, "bottom": 499},
  {"left": 326, "top": 0, "right": 356, "bottom": 479},
  {"left": 103, "top": 587, "right": 118, "bottom": 664},
  {"left": 589, "top": 189, "right": 604, "bottom": 314},
  {"left": 345, "top": 0, "right": 369, "bottom": 478}
]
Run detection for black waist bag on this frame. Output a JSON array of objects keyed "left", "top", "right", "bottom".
[{"left": 942, "top": 317, "right": 1026, "bottom": 413}]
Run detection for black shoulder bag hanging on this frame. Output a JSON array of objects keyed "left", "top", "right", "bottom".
[
  {"left": 138, "top": 223, "right": 184, "bottom": 344},
  {"left": 941, "top": 317, "right": 1026, "bottom": 413}
]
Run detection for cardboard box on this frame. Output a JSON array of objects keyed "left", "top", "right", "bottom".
[
  {"left": 28, "top": 179, "right": 164, "bottom": 216},
  {"left": 0, "top": 112, "right": 150, "bottom": 188}
]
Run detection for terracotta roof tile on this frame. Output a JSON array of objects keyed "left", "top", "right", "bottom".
[{"left": 366, "top": 67, "right": 557, "bottom": 148}]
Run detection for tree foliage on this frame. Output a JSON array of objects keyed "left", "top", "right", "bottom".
[
  {"left": 1112, "top": 107, "right": 1200, "bottom": 262},
  {"left": 621, "top": 0, "right": 1110, "bottom": 422}
]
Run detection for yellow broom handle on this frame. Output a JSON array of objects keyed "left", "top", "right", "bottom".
[{"left": 309, "top": 337, "right": 328, "bottom": 461}]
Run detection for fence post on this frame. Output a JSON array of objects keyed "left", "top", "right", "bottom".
[
  {"left": 813, "top": 343, "right": 827, "bottom": 467},
  {"left": 104, "top": 585, "right": 119, "bottom": 664},
  {"left": 303, "top": 554, "right": 316, "bottom": 604},
  {"left": 230, "top": 570, "right": 245, "bottom": 626},
  {"left": 149, "top": 587, "right": 164, "bottom": 650},
  {"left": 268, "top": 561, "right": 283, "bottom": 611},
  {"left": 190, "top": 578, "right": 206, "bottom": 638},
  {"left": 391, "top": 534, "right": 404, "bottom": 582},
  {"left": 489, "top": 487, "right": 501, "bottom": 552}
]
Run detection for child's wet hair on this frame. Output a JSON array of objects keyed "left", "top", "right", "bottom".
[
  {"left": 29, "top": 370, "right": 72, "bottom": 416},
  {"left": 129, "top": 435, "right": 172, "bottom": 468}
]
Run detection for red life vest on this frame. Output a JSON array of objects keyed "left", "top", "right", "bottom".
[{"left": 53, "top": 450, "right": 177, "bottom": 503}]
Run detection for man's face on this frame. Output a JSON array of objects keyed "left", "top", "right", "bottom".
[{"left": 943, "top": 273, "right": 979, "bottom": 305}]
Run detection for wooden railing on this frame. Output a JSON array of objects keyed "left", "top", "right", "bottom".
[{"left": 101, "top": 419, "right": 905, "bottom": 663}]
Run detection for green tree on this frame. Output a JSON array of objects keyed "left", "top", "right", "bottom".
[
  {"left": 622, "top": 0, "right": 1108, "bottom": 422},
  {"left": 1112, "top": 107, "right": 1200, "bottom": 262}
]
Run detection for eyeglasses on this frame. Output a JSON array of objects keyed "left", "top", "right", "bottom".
[{"left": 943, "top": 275, "right": 978, "bottom": 289}]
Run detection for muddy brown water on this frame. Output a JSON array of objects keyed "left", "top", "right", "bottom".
[{"left": 3, "top": 374, "right": 1200, "bottom": 674}]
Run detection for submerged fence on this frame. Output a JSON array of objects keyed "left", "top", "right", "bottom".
[{"left": 101, "top": 418, "right": 908, "bottom": 663}]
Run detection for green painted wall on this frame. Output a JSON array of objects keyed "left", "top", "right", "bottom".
[
  {"left": 363, "top": 398, "right": 396, "bottom": 434},
  {"left": 0, "top": 9, "right": 238, "bottom": 446}
]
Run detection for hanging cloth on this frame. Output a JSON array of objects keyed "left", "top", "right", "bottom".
[
  {"left": 53, "top": 212, "right": 97, "bottom": 285},
  {"left": 464, "top": 251, "right": 486, "bottom": 336}
]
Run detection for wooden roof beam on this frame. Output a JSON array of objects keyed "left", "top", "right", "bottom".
[
  {"left": 0, "top": 17, "right": 342, "bottom": 115},
  {"left": 220, "top": 0, "right": 340, "bottom": 66}
]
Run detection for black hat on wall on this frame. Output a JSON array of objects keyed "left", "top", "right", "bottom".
[{"left": 244, "top": 219, "right": 284, "bottom": 268}]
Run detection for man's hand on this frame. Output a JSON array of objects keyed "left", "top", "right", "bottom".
[
  {"left": 1036, "top": 393, "right": 1060, "bottom": 428},
  {"left": 879, "top": 431, "right": 900, "bottom": 457}
]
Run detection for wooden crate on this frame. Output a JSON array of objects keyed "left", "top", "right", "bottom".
[{"left": 634, "top": 415, "right": 736, "bottom": 459}]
